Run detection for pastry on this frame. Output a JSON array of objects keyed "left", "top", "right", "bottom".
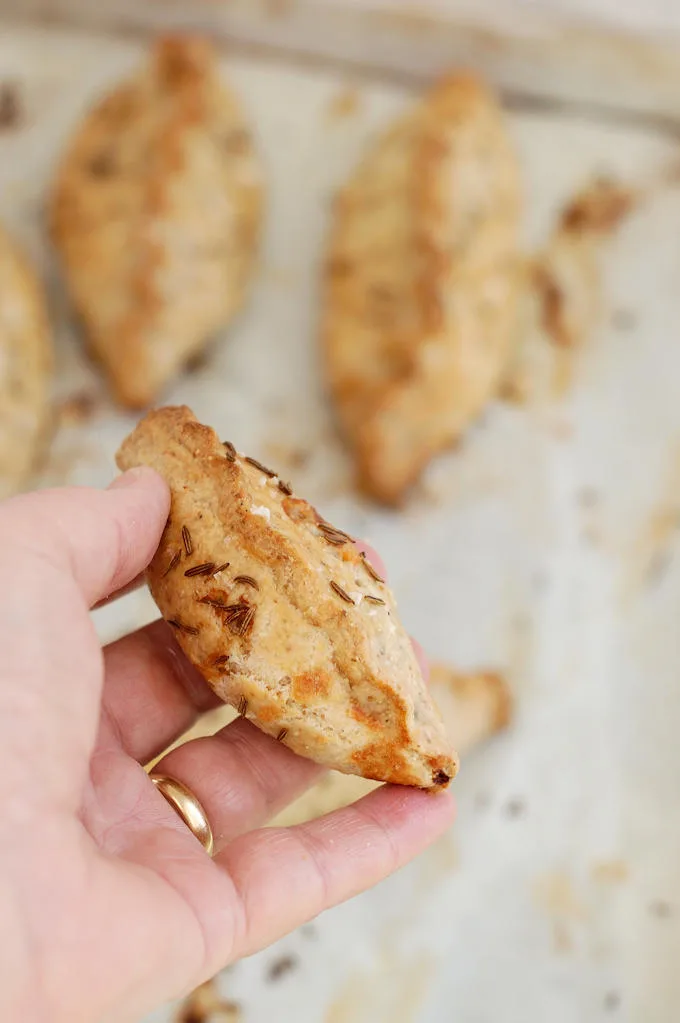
[
  {"left": 324, "top": 74, "right": 521, "bottom": 504},
  {"left": 0, "top": 225, "right": 52, "bottom": 499},
  {"left": 118, "top": 406, "right": 457, "bottom": 789},
  {"left": 49, "top": 35, "right": 262, "bottom": 408}
]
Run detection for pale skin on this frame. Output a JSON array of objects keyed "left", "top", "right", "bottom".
[{"left": 0, "top": 467, "right": 455, "bottom": 1023}]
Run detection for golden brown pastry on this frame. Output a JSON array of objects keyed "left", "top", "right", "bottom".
[
  {"left": 324, "top": 74, "right": 522, "bottom": 504},
  {"left": 49, "top": 35, "right": 262, "bottom": 408},
  {"left": 0, "top": 225, "right": 52, "bottom": 499},
  {"left": 118, "top": 406, "right": 457, "bottom": 789}
]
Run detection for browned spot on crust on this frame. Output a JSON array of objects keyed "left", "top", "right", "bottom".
[
  {"left": 351, "top": 741, "right": 414, "bottom": 785},
  {"left": 291, "top": 669, "right": 332, "bottom": 703},
  {"left": 350, "top": 678, "right": 409, "bottom": 739},
  {"left": 359, "top": 551, "right": 385, "bottom": 584}
]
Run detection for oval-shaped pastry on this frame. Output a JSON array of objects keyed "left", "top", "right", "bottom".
[
  {"left": 49, "top": 35, "right": 262, "bottom": 408},
  {"left": 0, "top": 225, "right": 52, "bottom": 499},
  {"left": 117, "top": 405, "right": 457, "bottom": 789},
  {"left": 324, "top": 74, "right": 522, "bottom": 505}
]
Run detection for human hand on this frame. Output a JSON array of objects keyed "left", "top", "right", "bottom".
[{"left": 0, "top": 469, "right": 455, "bottom": 1023}]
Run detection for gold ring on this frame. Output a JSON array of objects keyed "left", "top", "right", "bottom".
[{"left": 150, "top": 773, "right": 214, "bottom": 856}]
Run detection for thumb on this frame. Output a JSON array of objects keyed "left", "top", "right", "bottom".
[{"left": 3, "top": 468, "right": 170, "bottom": 607}]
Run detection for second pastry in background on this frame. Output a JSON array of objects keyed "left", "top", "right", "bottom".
[
  {"left": 0, "top": 225, "right": 52, "bottom": 500},
  {"left": 49, "top": 35, "right": 262, "bottom": 408},
  {"left": 324, "top": 74, "right": 522, "bottom": 505}
]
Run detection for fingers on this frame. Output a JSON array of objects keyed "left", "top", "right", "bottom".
[
  {"left": 149, "top": 716, "right": 323, "bottom": 852},
  {"left": 217, "top": 783, "right": 456, "bottom": 958},
  {"left": 102, "top": 618, "right": 221, "bottom": 762},
  {"left": 3, "top": 468, "right": 169, "bottom": 606}
]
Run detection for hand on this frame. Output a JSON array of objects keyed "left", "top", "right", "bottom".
[{"left": 0, "top": 469, "right": 455, "bottom": 1023}]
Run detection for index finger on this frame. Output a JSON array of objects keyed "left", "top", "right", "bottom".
[{"left": 5, "top": 468, "right": 169, "bottom": 607}]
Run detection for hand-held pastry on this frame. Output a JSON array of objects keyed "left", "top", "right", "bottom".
[
  {"left": 0, "top": 225, "right": 52, "bottom": 499},
  {"left": 324, "top": 74, "right": 521, "bottom": 505},
  {"left": 49, "top": 35, "right": 262, "bottom": 408},
  {"left": 117, "top": 406, "right": 456, "bottom": 788}
]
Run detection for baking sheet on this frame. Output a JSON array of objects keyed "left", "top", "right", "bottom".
[{"left": 2, "top": 14, "right": 680, "bottom": 1023}]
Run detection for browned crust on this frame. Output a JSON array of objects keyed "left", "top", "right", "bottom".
[
  {"left": 49, "top": 36, "right": 262, "bottom": 408},
  {"left": 117, "top": 405, "right": 457, "bottom": 788}
]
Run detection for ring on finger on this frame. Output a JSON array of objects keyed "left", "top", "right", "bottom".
[{"left": 149, "top": 772, "right": 214, "bottom": 856}]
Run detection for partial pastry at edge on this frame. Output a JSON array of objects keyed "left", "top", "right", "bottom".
[
  {"left": 49, "top": 35, "right": 262, "bottom": 408},
  {"left": 0, "top": 225, "right": 52, "bottom": 499},
  {"left": 324, "top": 73, "right": 522, "bottom": 505},
  {"left": 117, "top": 405, "right": 457, "bottom": 789}
]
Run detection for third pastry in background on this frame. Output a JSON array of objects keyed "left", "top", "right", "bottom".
[
  {"left": 0, "top": 224, "right": 52, "bottom": 500},
  {"left": 324, "top": 74, "right": 522, "bottom": 505},
  {"left": 49, "top": 35, "right": 262, "bottom": 408}
]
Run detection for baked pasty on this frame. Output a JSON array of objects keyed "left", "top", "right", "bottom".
[
  {"left": 118, "top": 406, "right": 457, "bottom": 789},
  {"left": 0, "top": 225, "right": 52, "bottom": 498},
  {"left": 324, "top": 74, "right": 521, "bottom": 504},
  {"left": 49, "top": 36, "right": 262, "bottom": 408}
]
